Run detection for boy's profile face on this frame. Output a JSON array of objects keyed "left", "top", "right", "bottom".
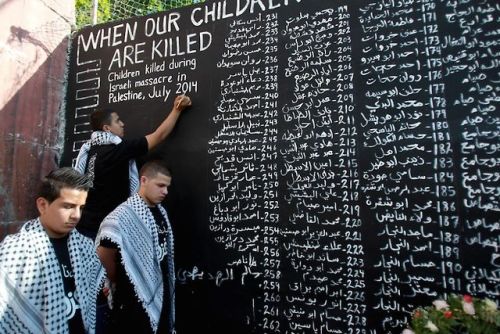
[
  {"left": 104, "top": 112, "right": 125, "bottom": 137},
  {"left": 140, "top": 172, "right": 171, "bottom": 206},
  {"left": 37, "top": 187, "right": 88, "bottom": 238}
]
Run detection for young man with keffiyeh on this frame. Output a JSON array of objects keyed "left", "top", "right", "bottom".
[
  {"left": 0, "top": 167, "right": 105, "bottom": 334},
  {"left": 74, "top": 95, "right": 191, "bottom": 240},
  {"left": 96, "top": 160, "right": 176, "bottom": 333}
]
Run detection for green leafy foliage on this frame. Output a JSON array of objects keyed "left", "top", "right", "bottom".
[
  {"left": 76, "top": 0, "right": 111, "bottom": 28},
  {"left": 75, "top": 0, "right": 204, "bottom": 28}
]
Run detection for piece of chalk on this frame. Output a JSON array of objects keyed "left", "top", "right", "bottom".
[{"left": 176, "top": 96, "right": 184, "bottom": 109}]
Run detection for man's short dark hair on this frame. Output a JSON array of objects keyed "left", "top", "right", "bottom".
[
  {"left": 90, "top": 108, "right": 114, "bottom": 131},
  {"left": 139, "top": 160, "right": 171, "bottom": 178},
  {"left": 39, "top": 167, "right": 91, "bottom": 203}
]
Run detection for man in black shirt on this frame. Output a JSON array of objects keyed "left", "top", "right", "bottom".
[
  {"left": 0, "top": 167, "right": 105, "bottom": 333},
  {"left": 75, "top": 95, "right": 191, "bottom": 239},
  {"left": 96, "top": 160, "right": 176, "bottom": 333}
]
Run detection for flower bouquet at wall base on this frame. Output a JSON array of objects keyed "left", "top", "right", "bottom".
[{"left": 402, "top": 294, "right": 500, "bottom": 334}]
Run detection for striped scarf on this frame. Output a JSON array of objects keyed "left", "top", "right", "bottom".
[
  {"left": 96, "top": 193, "right": 175, "bottom": 332},
  {"left": 74, "top": 131, "right": 139, "bottom": 195},
  {"left": 0, "top": 219, "right": 105, "bottom": 334}
]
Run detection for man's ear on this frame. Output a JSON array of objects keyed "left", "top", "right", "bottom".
[
  {"left": 36, "top": 197, "right": 49, "bottom": 216},
  {"left": 102, "top": 124, "right": 110, "bottom": 132},
  {"left": 140, "top": 175, "right": 148, "bottom": 185}
]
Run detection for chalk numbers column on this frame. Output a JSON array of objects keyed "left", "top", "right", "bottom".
[
  {"left": 260, "top": 11, "right": 282, "bottom": 334},
  {"left": 420, "top": 0, "right": 461, "bottom": 294},
  {"left": 335, "top": 6, "right": 367, "bottom": 333}
]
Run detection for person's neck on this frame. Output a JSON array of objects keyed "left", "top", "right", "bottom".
[
  {"left": 41, "top": 222, "right": 69, "bottom": 239},
  {"left": 138, "top": 192, "right": 154, "bottom": 207}
]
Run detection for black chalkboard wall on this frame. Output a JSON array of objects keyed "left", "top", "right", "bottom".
[{"left": 62, "top": 0, "right": 500, "bottom": 333}]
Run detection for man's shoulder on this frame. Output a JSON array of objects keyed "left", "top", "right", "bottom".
[
  {"left": 93, "top": 137, "right": 147, "bottom": 160},
  {"left": 96, "top": 201, "right": 131, "bottom": 244},
  {"left": 117, "top": 136, "right": 148, "bottom": 148},
  {"left": 121, "top": 136, "right": 146, "bottom": 143},
  {"left": 101, "top": 195, "right": 144, "bottom": 228},
  {"left": 2, "top": 220, "right": 38, "bottom": 241},
  {"left": 0, "top": 220, "right": 38, "bottom": 260},
  {"left": 90, "top": 143, "right": 118, "bottom": 154},
  {"left": 0, "top": 231, "right": 23, "bottom": 251},
  {"left": 105, "top": 200, "right": 133, "bottom": 220}
]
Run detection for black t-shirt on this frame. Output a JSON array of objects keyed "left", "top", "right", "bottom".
[
  {"left": 99, "top": 205, "right": 172, "bottom": 333},
  {"left": 50, "top": 236, "right": 86, "bottom": 334},
  {"left": 149, "top": 206, "right": 170, "bottom": 270},
  {"left": 77, "top": 137, "right": 148, "bottom": 236}
]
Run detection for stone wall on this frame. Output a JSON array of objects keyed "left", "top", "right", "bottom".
[{"left": 0, "top": 0, "right": 75, "bottom": 240}]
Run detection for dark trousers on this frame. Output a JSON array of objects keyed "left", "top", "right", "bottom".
[{"left": 95, "top": 291, "right": 113, "bottom": 334}]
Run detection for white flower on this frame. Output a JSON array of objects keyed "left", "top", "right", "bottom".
[
  {"left": 484, "top": 298, "right": 498, "bottom": 312},
  {"left": 402, "top": 329, "right": 415, "bottom": 334},
  {"left": 432, "top": 299, "right": 449, "bottom": 310},
  {"left": 425, "top": 321, "right": 439, "bottom": 332},
  {"left": 462, "top": 301, "right": 476, "bottom": 315}
]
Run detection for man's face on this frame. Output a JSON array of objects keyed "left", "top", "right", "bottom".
[
  {"left": 140, "top": 173, "right": 171, "bottom": 206},
  {"left": 104, "top": 112, "right": 125, "bottom": 137},
  {"left": 37, "top": 187, "right": 88, "bottom": 238}
]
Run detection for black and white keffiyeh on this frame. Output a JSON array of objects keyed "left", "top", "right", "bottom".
[
  {"left": 96, "top": 193, "right": 176, "bottom": 332},
  {"left": 74, "top": 131, "right": 140, "bottom": 194},
  {"left": 0, "top": 219, "right": 105, "bottom": 334}
]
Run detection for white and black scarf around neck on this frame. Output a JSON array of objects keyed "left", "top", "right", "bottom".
[
  {"left": 96, "top": 193, "right": 176, "bottom": 332},
  {"left": 74, "top": 131, "right": 139, "bottom": 194},
  {"left": 0, "top": 219, "right": 105, "bottom": 334}
]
